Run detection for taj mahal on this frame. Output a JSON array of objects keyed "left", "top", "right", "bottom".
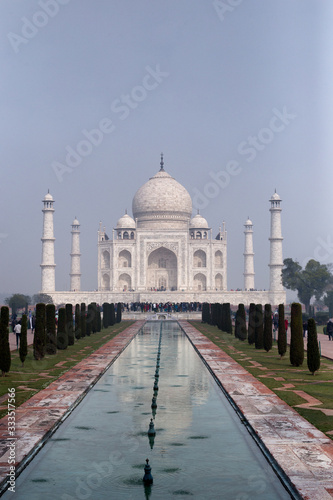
[{"left": 40, "top": 155, "right": 286, "bottom": 306}]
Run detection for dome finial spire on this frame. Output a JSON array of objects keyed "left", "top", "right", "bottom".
[{"left": 160, "top": 152, "right": 164, "bottom": 171}]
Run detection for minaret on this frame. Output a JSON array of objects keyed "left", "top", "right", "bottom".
[
  {"left": 243, "top": 218, "right": 255, "bottom": 290},
  {"left": 269, "top": 191, "right": 284, "bottom": 291},
  {"left": 41, "top": 191, "right": 56, "bottom": 292},
  {"left": 70, "top": 217, "right": 81, "bottom": 291}
]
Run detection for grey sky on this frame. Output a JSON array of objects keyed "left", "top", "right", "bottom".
[{"left": 1, "top": 0, "right": 332, "bottom": 299}]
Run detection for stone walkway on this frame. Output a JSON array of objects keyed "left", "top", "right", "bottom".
[
  {"left": 0, "top": 321, "right": 144, "bottom": 494},
  {"left": 179, "top": 321, "right": 333, "bottom": 500}
]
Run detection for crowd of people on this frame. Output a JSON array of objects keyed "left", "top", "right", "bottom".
[{"left": 122, "top": 302, "right": 202, "bottom": 313}]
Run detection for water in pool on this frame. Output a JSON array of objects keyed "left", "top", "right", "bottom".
[{"left": 7, "top": 321, "right": 292, "bottom": 499}]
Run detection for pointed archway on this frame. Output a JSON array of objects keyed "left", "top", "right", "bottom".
[{"left": 147, "top": 247, "right": 177, "bottom": 290}]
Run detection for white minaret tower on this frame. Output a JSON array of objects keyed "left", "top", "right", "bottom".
[
  {"left": 70, "top": 217, "right": 81, "bottom": 291},
  {"left": 41, "top": 191, "right": 56, "bottom": 292},
  {"left": 269, "top": 191, "right": 284, "bottom": 291},
  {"left": 243, "top": 217, "right": 255, "bottom": 290}
]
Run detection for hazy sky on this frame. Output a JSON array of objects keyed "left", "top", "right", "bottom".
[{"left": 1, "top": 0, "right": 332, "bottom": 299}]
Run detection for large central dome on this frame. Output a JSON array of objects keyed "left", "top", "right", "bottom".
[{"left": 132, "top": 161, "right": 192, "bottom": 229}]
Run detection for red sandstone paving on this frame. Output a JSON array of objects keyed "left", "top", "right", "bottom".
[
  {"left": 179, "top": 320, "right": 333, "bottom": 500},
  {"left": 0, "top": 321, "right": 144, "bottom": 488}
]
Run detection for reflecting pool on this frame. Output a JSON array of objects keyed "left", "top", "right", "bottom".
[{"left": 7, "top": 322, "right": 292, "bottom": 499}]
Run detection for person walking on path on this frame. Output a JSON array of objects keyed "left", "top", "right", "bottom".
[
  {"left": 14, "top": 320, "right": 21, "bottom": 349},
  {"left": 303, "top": 320, "right": 307, "bottom": 338},
  {"left": 327, "top": 318, "right": 333, "bottom": 341}
]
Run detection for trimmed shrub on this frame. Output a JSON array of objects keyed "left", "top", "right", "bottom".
[
  {"left": 290, "top": 303, "right": 304, "bottom": 366},
  {"left": 224, "top": 303, "right": 232, "bottom": 334},
  {"left": 116, "top": 303, "right": 122, "bottom": 323},
  {"left": 234, "top": 308, "right": 239, "bottom": 339},
  {"left": 277, "top": 304, "right": 287, "bottom": 358},
  {"left": 110, "top": 303, "right": 116, "bottom": 326},
  {"left": 57, "top": 308, "right": 68, "bottom": 349},
  {"left": 263, "top": 304, "right": 272, "bottom": 352},
  {"left": 238, "top": 304, "right": 247, "bottom": 341},
  {"left": 254, "top": 304, "right": 264, "bottom": 349},
  {"left": 248, "top": 303, "right": 256, "bottom": 345},
  {"left": 211, "top": 303, "right": 217, "bottom": 327},
  {"left": 0, "top": 306, "right": 11, "bottom": 376},
  {"left": 66, "top": 303, "right": 74, "bottom": 345},
  {"left": 75, "top": 304, "right": 81, "bottom": 339},
  {"left": 19, "top": 314, "right": 28, "bottom": 366},
  {"left": 216, "top": 303, "right": 222, "bottom": 330},
  {"left": 34, "top": 303, "right": 46, "bottom": 360},
  {"left": 80, "top": 303, "right": 86, "bottom": 338},
  {"left": 86, "top": 304, "right": 93, "bottom": 336},
  {"left": 97, "top": 305, "right": 101, "bottom": 332},
  {"left": 103, "top": 302, "right": 109, "bottom": 328},
  {"left": 91, "top": 302, "right": 98, "bottom": 333},
  {"left": 307, "top": 318, "right": 320, "bottom": 375},
  {"left": 46, "top": 304, "right": 57, "bottom": 355}
]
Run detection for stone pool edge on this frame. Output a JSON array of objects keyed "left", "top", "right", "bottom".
[
  {"left": 179, "top": 320, "right": 333, "bottom": 500},
  {"left": 0, "top": 321, "right": 145, "bottom": 495}
]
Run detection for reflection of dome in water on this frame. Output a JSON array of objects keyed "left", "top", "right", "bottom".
[
  {"left": 112, "top": 323, "right": 209, "bottom": 436},
  {"left": 132, "top": 158, "right": 192, "bottom": 229}
]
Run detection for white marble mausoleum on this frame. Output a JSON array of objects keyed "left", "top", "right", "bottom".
[{"left": 41, "top": 155, "right": 286, "bottom": 306}]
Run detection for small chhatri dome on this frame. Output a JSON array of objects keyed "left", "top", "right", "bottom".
[
  {"left": 72, "top": 217, "right": 80, "bottom": 225},
  {"left": 244, "top": 217, "right": 253, "bottom": 225},
  {"left": 44, "top": 191, "right": 53, "bottom": 201},
  {"left": 116, "top": 213, "right": 136, "bottom": 229},
  {"left": 270, "top": 190, "right": 281, "bottom": 201},
  {"left": 190, "top": 213, "right": 209, "bottom": 228},
  {"left": 132, "top": 155, "right": 192, "bottom": 229}
]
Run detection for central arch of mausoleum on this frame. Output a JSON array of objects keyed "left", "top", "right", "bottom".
[{"left": 147, "top": 247, "right": 177, "bottom": 291}]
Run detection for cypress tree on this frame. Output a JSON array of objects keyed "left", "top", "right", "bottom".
[
  {"left": 19, "top": 314, "right": 28, "bottom": 366},
  {"left": 263, "top": 304, "right": 273, "bottom": 352},
  {"left": 254, "top": 304, "right": 264, "bottom": 349},
  {"left": 216, "top": 303, "right": 220, "bottom": 327},
  {"left": 80, "top": 303, "right": 86, "bottom": 338},
  {"left": 224, "top": 303, "right": 232, "bottom": 334},
  {"left": 97, "top": 305, "right": 101, "bottom": 332},
  {"left": 277, "top": 304, "right": 287, "bottom": 358},
  {"left": 91, "top": 302, "right": 97, "bottom": 333},
  {"left": 307, "top": 318, "right": 320, "bottom": 375},
  {"left": 34, "top": 303, "right": 46, "bottom": 360},
  {"left": 248, "top": 303, "right": 256, "bottom": 345},
  {"left": 110, "top": 303, "right": 116, "bottom": 326},
  {"left": 46, "top": 304, "right": 57, "bottom": 355},
  {"left": 66, "top": 303, "right": 74, "bottom": 345},
  {"left": 234, "top": 307, "right": 240, "bottom": 339},
  {"left": 290, "top": 303, "right": 304, "bottom": 366},
  {"left": 238, "top": 304, "right": 247, "bottom": 341},
  {"left": 220, "top": 303, "right": 226, "bottom": 332},
  {"left": 103, "top": 302, "right": 108, "bottom": 328},
  {"left": 75, "top": 304, "right": 81, "bottom": 339},
  {"left": 86, "top": 303, "right": 93, "bottom": 336},
  {"left": 211, "top": 303, "right": 217, "bottom": 326},
  {"left": 57, "top": 308, "right": 68, "bottom": 349},
  {"left": 116, "top": 302, "right": 122, "bottom": 323},
  {"left": 0, "top": 306, "right": 11, "bottom": 376}
]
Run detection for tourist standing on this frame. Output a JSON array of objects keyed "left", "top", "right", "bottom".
[
  {"left": 327, "top": 318, "right": 333, "bottom": 341},
  {"left": 14, "top": 321, "right": 21, "bottom": 349}
]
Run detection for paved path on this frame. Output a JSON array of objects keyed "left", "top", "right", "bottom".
[
  {"left": 286, "top": 328, "right": 333, "bottom": 360},
  {"left": 0, "top": 321, "right": 144, "bottom": 494},
  {"left": 9, "top": 330, "right": 34, "bottom": 352},
  {"left": 180, "top": 321, "right": 333, "bottom": 500}
]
